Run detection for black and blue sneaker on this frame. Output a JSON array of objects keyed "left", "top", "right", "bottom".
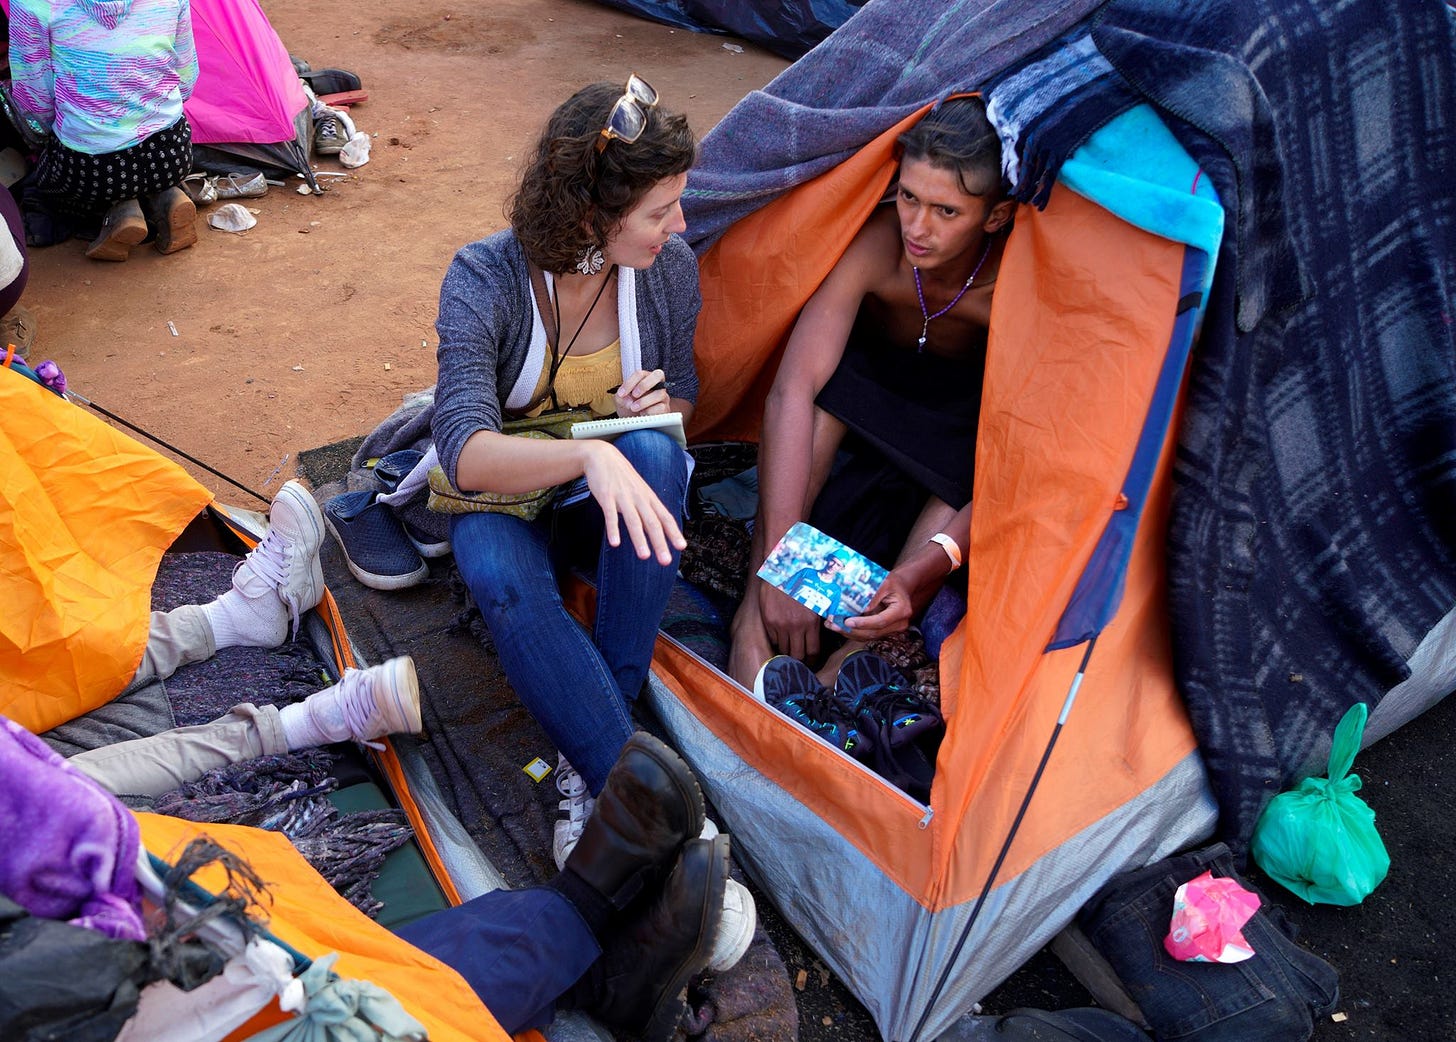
[
  {"left": 323, "top": 488, "right": 429, "bottom": 591},
  {"left": 753, "top": 656, "right": 867, "bottom": 760},
  {"left": 834, "top": 650, "right": 945, "bottom": 802},
  {"left": 834, "top": 649, "right": 913, "bottom": 715},
  {"left": 370, "top": 449, "right": 452, "bottom": 559}
]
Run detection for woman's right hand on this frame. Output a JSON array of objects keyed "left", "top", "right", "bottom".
[{"left": 581, "top": 440, "right": 686, "bottom": 565}]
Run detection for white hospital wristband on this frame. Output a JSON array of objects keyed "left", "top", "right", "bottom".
[{"left": 929, "top": 532, "right": 962, "bottom": 571}]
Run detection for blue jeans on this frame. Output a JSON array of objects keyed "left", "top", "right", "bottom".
[
  {"left": 1078, "top": 843, "right": 1339, "bottom": 1041},
  {"left": 451, "top": 429, "right": 687, "bottom": 794},
  {"left": 398, "top": 886, "right": 598, "bottom": 1034}
]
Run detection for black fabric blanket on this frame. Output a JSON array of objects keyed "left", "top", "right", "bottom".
[
  {"left": 977, "top": 0, "right": 1456, "bottom": 844},
  {"left": 1092, "top": 0, "right": 1456, "bottom": 845}
]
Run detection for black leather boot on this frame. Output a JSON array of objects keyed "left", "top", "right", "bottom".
[
  {"left": 564, "top": 834, "right": 729, "bottom": 1042},
  {"left": 563, "top": 731, "right": 705, "bottom": 909}
]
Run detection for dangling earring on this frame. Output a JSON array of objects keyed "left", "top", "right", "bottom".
[{"left": 574, "top": 244, "right": 606, "bottom": 276}]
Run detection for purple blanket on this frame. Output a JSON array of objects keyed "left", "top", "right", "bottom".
[{"left": 0, "top": 716, "right": 144, "bottom": 941}]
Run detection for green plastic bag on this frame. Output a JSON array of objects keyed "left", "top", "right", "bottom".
[{"left": 1251, "top": 702, "right": 1390, "bottom": 905}]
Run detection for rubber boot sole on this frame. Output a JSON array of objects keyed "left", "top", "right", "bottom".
[
  {"left": 85, "top": 205, "right": 148, "bottom": 262},
  {"left": 152, "top": 189, "right": 199, "bottom": 255}
]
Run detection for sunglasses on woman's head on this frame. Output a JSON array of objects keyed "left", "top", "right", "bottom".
[{"left": 595, "top": 74, "right": 659, "bottom": 152}]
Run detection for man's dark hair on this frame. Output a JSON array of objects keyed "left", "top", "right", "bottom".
[
  {"left": 896, "top": 95, "right": 1004, "bottom": 197},
  {"left": 509, "top": 81, "right": 696, "bottom": 274}
]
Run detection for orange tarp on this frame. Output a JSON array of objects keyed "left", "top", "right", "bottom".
[
  {"left": 0, "top": 368, "right": 212, "bottom": 733},
  {"left": 137, "top": 814, "right": 508, "bottom": 1042}
]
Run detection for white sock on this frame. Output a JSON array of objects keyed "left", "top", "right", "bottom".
[
  {"left": 202, "top": 587, "right": 285, "bottom": 650},
  {"left": 279, "top": 689, "right": 342, "bottom": 750}
]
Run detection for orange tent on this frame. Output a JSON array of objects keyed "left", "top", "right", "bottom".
[{"left": 642, "top": 103, "right": 1226, "bottom": 1039}]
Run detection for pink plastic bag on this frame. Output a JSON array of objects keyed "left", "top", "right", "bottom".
[{"left": 1163, "top": 870, "right": 1262, "bottom": 963}]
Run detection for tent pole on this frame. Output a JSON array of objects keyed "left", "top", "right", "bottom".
[
  {"left": 67, "top": 389, "right": 271, "bottom": 504},
  {"left": 903, "top": 637, "right": 1099, "bottom": 1042}
]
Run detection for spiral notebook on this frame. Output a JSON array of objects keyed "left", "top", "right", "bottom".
[{"left": 569, "top": 411, "right": 686, "bottom": 449}]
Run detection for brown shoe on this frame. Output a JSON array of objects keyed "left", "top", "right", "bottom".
[
  {"left": 144, "top": 187, "right": 198, "bottom": 255},
  {"left": 84, "top": 199, "right": 147, "bottom": 261},
  {"left": 0, "top": 304, "right": 37, "bottom": 359}
]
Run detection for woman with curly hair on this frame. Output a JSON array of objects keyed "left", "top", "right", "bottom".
[{"left": 430, "top": 78, "right": 708, "bottom": 853}]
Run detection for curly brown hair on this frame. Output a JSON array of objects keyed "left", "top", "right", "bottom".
[{"left": 509, "top": 80, "right": 696, "bottom": 274}]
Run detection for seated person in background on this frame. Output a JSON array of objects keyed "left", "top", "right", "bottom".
[
  {"left": 729, "top": 96, "right": 1014, "bottom": 690},
  {"left": 70, "top": 479, "right": 422, "bottom": 797},
  {"left": 8, "top": 0, "right": 199, "bottom": 259}
]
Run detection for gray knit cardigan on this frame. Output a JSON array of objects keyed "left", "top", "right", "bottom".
[{"left": 432, "top": 229, "right": 701, "bottom": 485}]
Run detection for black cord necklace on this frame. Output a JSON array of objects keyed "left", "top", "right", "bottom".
[{"left": 546, "top": 265, "right": 617, "bottom": 410}]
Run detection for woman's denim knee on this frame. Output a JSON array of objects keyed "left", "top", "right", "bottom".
[
  {"left": 451, "top": 513, "right": 560, "bottom": 615},
  {"left": 612, "top": 429, "right": 687, "bottom": 511}
]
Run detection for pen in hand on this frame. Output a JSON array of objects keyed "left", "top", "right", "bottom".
[{"left": 608, "top": 379, "right": 668, "bottom": 396}]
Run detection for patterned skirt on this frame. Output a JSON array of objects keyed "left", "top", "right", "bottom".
[{"left": 34, "top": 117, "right": 193, "bottom": 215}]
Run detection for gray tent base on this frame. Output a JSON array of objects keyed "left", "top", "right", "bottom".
[
  {"left": 644, "top": 672, "right": 1219, "bottom": 1041},
  {"left": 191, "top": 109, "right": 319, "bottom": 189}
]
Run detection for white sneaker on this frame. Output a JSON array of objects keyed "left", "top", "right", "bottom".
[
  {"left": 552, "top": 755, "right": 597, "bottom": 870},
  {"left": 710, "top": 877, "right": 757, "bottom": 972},
  {"left": 308, "top": 656, "right": 422, "bottom": 748},
  {"left": 233, "top": 480, "right": 326, "bottom": 642},
  {"left": 698, "top": 819, "right": 758, "bottom": 972}
]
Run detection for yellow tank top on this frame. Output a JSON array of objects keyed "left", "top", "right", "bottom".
[{"left": 524, "top": 340, "right": 622, "bottom": 418}]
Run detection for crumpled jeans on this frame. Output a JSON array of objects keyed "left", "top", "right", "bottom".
[{"left": 1078, "top": 843, "right": 1339, "bottom": 1042}]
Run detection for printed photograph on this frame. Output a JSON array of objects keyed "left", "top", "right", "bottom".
[{"left": 757, "top": 522, "right": 889, "bottom": 626}]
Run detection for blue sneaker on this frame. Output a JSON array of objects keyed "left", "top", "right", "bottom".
[
  {"left": 753, "top": 656, "right": 867, "bottom": 760},
  {"left": 834, "top": 649, "right": 911, "bottom": 715},
  {"left": 323, "top": 489, "right": 429, "bottom": 591},
  {"left": 371, "top": 449, "right": 451, "bottom": 558},
  {"left": 834, "top": 650, "right": 944, "bottom": 802}
]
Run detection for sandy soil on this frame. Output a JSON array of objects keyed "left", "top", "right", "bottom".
[{"left": 23, "top": 0, "right": 788, "bottom": 503}]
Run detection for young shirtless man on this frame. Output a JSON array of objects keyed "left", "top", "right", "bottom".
[{"left": 729, "top": 97, "right": 1014, "bottom": 689}]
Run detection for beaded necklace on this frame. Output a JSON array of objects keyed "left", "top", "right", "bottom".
[{"left": 913, "top": 238, "right": 992, "bottom": 351}]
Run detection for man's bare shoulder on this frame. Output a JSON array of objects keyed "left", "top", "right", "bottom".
[{"left": 839, "top": 205, "right": 904, "bottom": 282}]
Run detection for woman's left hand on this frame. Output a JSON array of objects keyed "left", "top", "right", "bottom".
[{"left": 614, "top": 368, "right": 670, "bottom": 416}]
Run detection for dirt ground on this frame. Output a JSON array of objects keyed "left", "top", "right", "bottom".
[
  {"left": 23, "top": 0, "right": 789, "bottom": 504},
  {"left": 21, "top": 2, "right": 1454, "bottom": 1040}
]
